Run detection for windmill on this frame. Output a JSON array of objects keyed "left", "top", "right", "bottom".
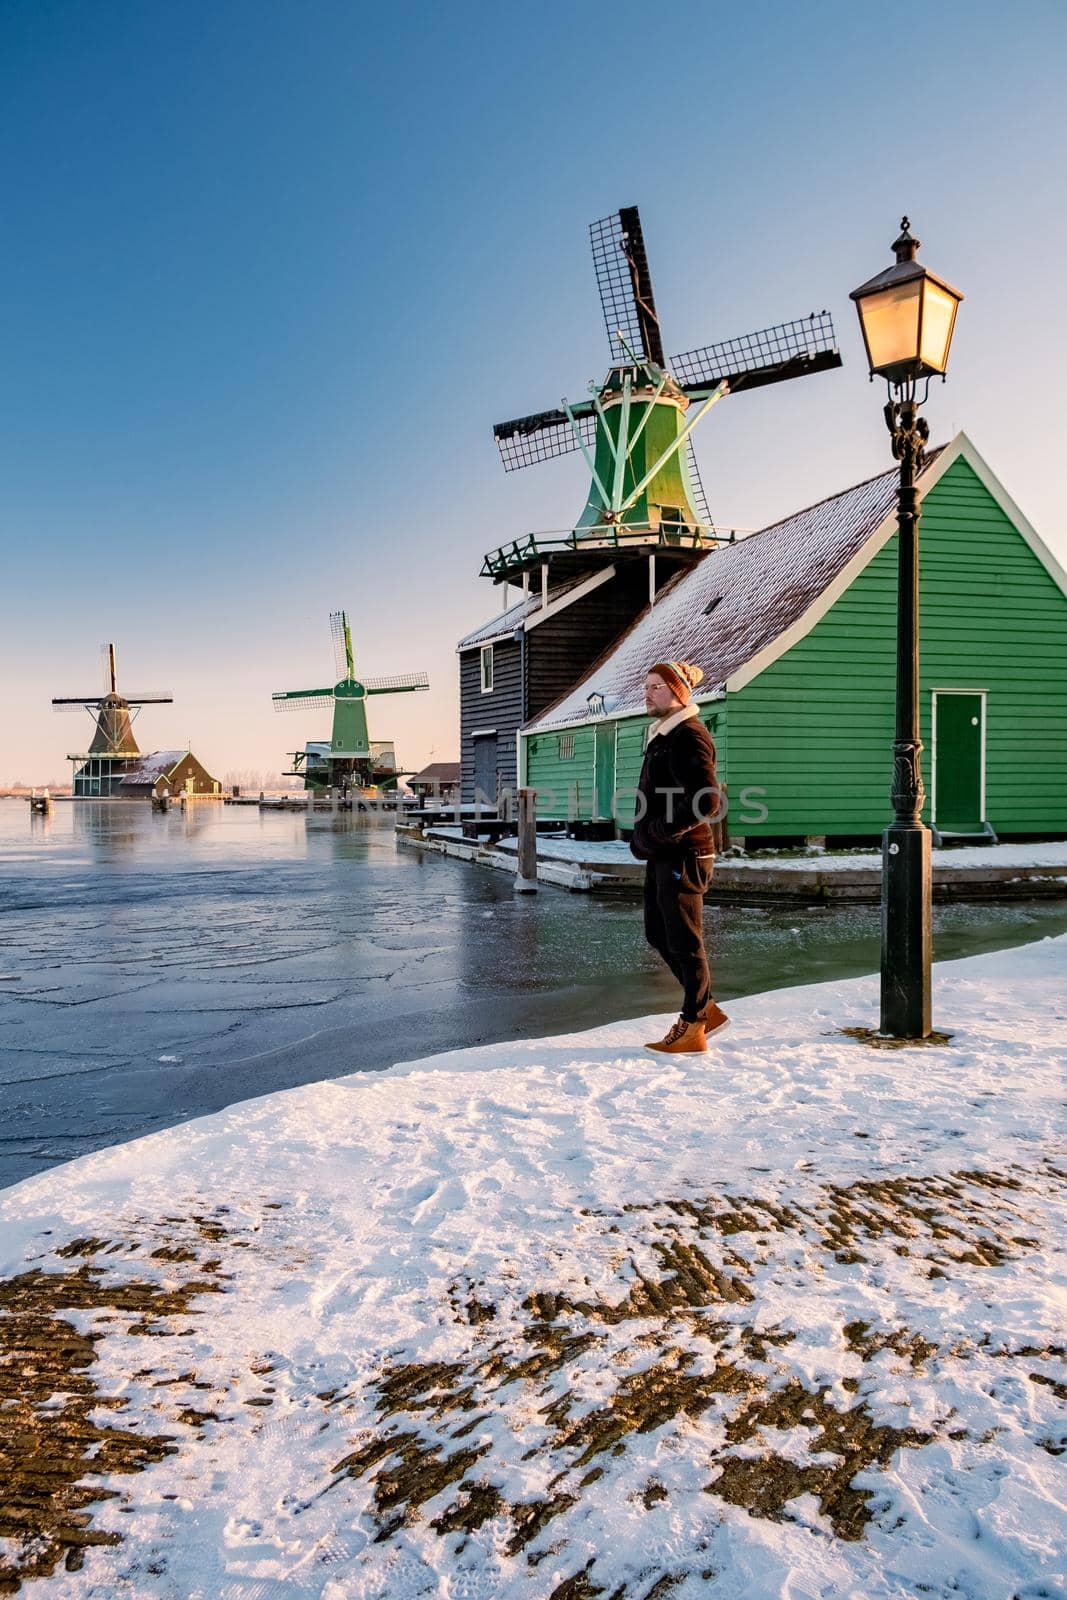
[
  {"left": 482, "top": 205, "right": 842, "bottom": 587},
  {"left": 273, "top": 611, "right": 429, "bottom": 794},
  {"left": 52, "top": 644, "right": 173, "bottom": 796}
]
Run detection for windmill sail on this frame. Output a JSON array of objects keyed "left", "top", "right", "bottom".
[
  {"left": 685, "top": 438, "right": 714, "bottom": 529},
  {"left": 494, "top": 405, "right": 597, "bottom": 472},
  {"left": 330, "top": 610, "right": 355, "bottom": 681},
  {"left": 589, "top": 206, "right": 664, "bottom": 366},
  {"left": 272, "top": 690, "right": 335, "bottom": 710},
  {"left": 670, "top": 311, "right": 839, "bottom": 395},
  {"left": 363, "top": 671, "right": 430, "bottom": 695}
]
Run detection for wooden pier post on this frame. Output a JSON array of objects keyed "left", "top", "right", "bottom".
[{"left": 516, "top": 787, "right": 537, "bottom": 893}]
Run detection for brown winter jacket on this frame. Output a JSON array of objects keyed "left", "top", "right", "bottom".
[{"left": 629, "top": 711, "right": 722, "bottom": 864}]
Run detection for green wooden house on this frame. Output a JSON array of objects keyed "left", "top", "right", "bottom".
[{"left": 521, "top": 434, "right": 1067, "bottom": 846}]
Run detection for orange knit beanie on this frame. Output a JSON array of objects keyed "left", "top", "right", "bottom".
[{"left": 648, "top": 661, "right": 704, "bottom": 704}]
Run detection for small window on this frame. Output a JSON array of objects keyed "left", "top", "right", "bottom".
[
  {"left": 480, "top": 644, "right": 494, "bottom": 693},
  {"left": 558, "top": 733, "right": 575, "bottom": 760}
]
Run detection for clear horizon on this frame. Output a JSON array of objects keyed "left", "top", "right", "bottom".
[{"left": 3, "top": 0, "right": 1064, "bottom": 785}]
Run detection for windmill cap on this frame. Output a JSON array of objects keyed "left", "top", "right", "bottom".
[{"left": 648, "top": 661, "right": 704, "bottom": 702}]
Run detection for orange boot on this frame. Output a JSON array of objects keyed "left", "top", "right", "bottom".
[
  {"left": 697, "top": 1000, "right": 731, "bottom": 1038},
  {"left": 646, "top": 1016, "right": 708, "bottom": 1054}
]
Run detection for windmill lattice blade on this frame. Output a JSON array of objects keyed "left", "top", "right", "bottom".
[
  {"left": 53, "top": 692, "right": 172, "bottom": 705},
  {"left": 330, "top": 611, "right": 349, "bottom": 680},
  {"left": 671, "top": 311, "right": 840, "bottom": 394},
  {"left": 272, "top": 691, "right": 335, "bottom": 711},
  {"left": 685, "top": 438, "right": 714, "bottom": 529},
  {"left": 493, "top": 406, "right": 597, "bottom": 472},
  {"left": 363, "top": 671, "right": 429, "bottom": 694},
  {"left": 589, "top": 207, "right": 663, "bottom": 366}
]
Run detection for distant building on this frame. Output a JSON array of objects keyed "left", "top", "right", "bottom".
[
  {"left": 117, "top": 750, "right": 221, "bottom": 800},
  {"left": 407, "top": 762, "right": 461, "bottom": 806}
]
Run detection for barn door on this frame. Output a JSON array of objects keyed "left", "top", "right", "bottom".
[
  {"left": 473, "top": 734, "right": 497, "bottom": 807},
  {"left": 933, "top": 692, "right": 984, "bottom": 830},
  {"left": 593, "top": 724, "right": 616, "bottom": 819}
]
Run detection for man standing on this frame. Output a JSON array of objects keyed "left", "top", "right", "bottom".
[{"left": 630, "top": 660, "right": 730, "bottom": 1053}]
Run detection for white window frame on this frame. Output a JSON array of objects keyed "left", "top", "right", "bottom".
[
  {"left": 480, "top": 644, "right": 494, "bottom": 694},
  {"left": 931, "top": 688, "right": 987, "bottom": 824}
]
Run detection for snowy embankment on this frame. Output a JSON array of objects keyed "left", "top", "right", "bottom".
[
  {"left": 413, "top": 828, "right": 1067, "bottom": 894},
  {"left": 2, "top": 940, "right": 1066, "bottom": 1599}
]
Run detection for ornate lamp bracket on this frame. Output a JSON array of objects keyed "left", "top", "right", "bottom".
[{"left": 884, "top": 397, "right": 930, "bottom": 473}]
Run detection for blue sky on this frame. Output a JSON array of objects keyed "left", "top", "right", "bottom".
[{"left": 2, "top": 0, "right": 1064, "bottom": 781}]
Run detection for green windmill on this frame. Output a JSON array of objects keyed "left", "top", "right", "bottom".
[
  {"left": 273, "top": 611, "right": 428, "bottom": 794},
  {"left": 483, "top": 206, "right": 844, "bottom": 585}
]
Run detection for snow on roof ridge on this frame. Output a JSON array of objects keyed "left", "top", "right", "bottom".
[{"left": 742, "top": 444, "right": 946, "bottom": 548}]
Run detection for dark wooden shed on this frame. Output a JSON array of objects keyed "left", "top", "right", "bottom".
[{"left": 117, "top": 750, "right": 221, "bottom": 799}]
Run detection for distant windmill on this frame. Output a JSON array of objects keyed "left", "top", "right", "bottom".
[
  {"left": 273, "top": 611, "right": 428, "bottom": 795},
  {"left": 52, "top": 644, "right": 173, "bottom": 796},
  {"left": 483, "top": 205, "right": 842, "bottom": 584}
]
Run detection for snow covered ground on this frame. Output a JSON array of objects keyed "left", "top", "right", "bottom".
[
  {"left": 734, "top": 841, "right": 1067, "bottom": 874},
  {"left": 422, "top": 828, "right": 1067, "bottom": 876},
  {"left": 2, "top": 937, "right": 1066, "bottom": 1599}
]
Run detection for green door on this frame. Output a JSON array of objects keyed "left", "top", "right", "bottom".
[
  {"left": 594, "top": 723, "right": 616, "bottom": 819},
  {"left": 934, "top": 693, "right": 983, "bottom": 829}
]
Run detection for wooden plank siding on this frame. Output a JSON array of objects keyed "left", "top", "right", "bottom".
[
  {"left": 526, "top": 568, "right": 665, "bottom": 719},
  {"left": 527, "top": 705, "right": 726, "bottom": 829},
  {"left": 526, "top": 725, "right": 598, "bottom": 820},
  {"left": 461, "top": 564, "right": 686, "bottom": 808},
  {"left": 459, "top": 639, "right": 523, "bottom": 804},
  {"left": 726, "top": 457, "right": 1067, "bottom": 837}
]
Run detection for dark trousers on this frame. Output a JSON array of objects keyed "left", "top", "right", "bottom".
[{"left": 643, "top": 858, "right": 712, "bottom": 1023}]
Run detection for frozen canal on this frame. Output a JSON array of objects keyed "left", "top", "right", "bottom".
[{"left": 2, "top": 797, "right": 1066, "bottom": 1190}]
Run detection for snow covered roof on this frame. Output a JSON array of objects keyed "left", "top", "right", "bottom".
[
  {"left": 525, "top": 449, "right": 947, "bottom": 733},
  {"left": 410, "top": 762, "right": 461, "bottom": 784},
  {"left": 457, "top": 574, "right": 595, "bottom": 652},
  {"left": 117, "top": 750, "right": 190, "bottom": 786}
]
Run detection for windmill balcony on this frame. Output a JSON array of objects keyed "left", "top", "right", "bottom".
[{"left": 480, "top": 521, "right": 739, "bottom": 584}]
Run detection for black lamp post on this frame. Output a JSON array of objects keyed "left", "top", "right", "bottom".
[{"left": 850, "top": 220, "right": 963, "bottom": 1038}]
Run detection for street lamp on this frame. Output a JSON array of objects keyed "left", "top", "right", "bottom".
[{"left": 850, "top": 219, "right": 963, "bottom": 1038}]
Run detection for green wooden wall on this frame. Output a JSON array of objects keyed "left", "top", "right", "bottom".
[
  {"left": 526, "top": 707, "right": 725, "bottom": 826},
  {"left": 526, "top": 725, "right": 597, "bottom": 820},
  {"left": 521, "top": 455, "right": 1067, "bottom": 838},
  {"left": 727, "top": 456, "right": 1067, "bottom": 837}
]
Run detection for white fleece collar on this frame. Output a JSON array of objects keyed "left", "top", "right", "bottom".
[{"left": 648, "top": 702, "right": 698, "bottom": 741}]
